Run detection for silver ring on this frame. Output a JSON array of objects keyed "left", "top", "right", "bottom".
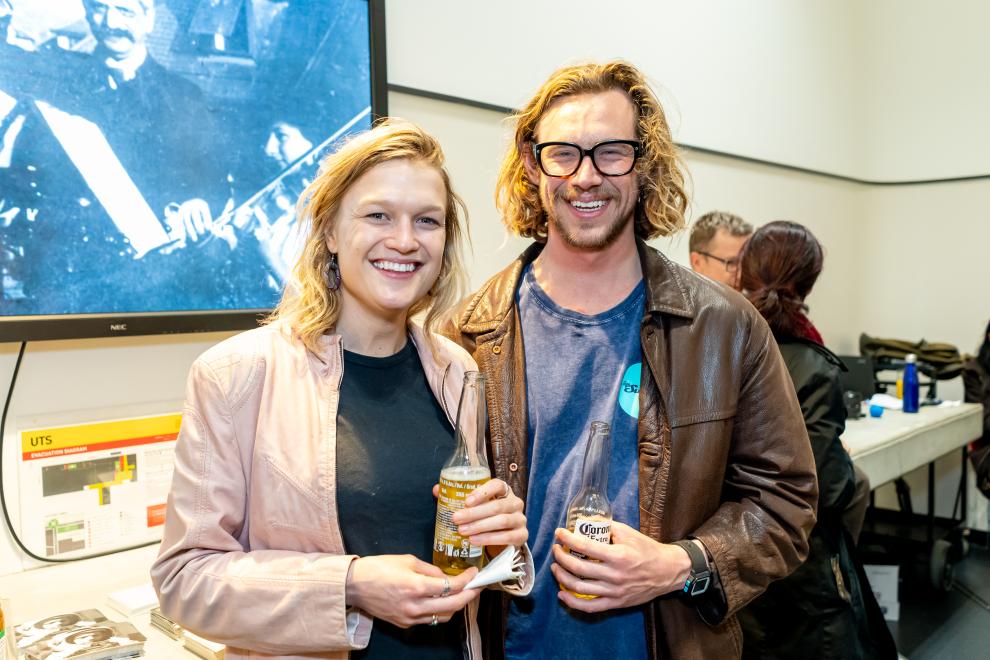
[
  {"left": 430, "top": 614, "right": 439, "bottom": 626},
  {"left": 440, "top": 577, "right": 451, "bottom": 598},
  {"left": 498, "top": 482, "right": 511, "bottom": 499}
]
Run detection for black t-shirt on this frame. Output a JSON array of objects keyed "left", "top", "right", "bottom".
[{"left": 336, "top": 340, "right": 462, "bottom": 660}]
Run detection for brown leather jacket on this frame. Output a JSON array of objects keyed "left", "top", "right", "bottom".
[{"left": 440, "top": 240, "right": 818, "bottom": 660}]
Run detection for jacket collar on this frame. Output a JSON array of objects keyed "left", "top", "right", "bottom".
[
  {"left": 279, "top": 319, "right": 455, "bottom": 384},
  {"left": 458, "top": 238, "right": 696, "bottom": 333},
  {"left": 636, "top": 239, "right": 695, "bottom": 320},
  {"left": 777, "top": 333, "right": 847, "bottom": 371}
]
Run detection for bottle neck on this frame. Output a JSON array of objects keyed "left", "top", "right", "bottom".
[
  {"left": 450, "top": 373, "right": 490, "bottom": 470},
  {"left": 579, "top": 423, "right": 611, "bottom": 493}
]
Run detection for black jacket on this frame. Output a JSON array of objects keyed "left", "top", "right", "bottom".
[
  {"left": 739, "top": 336, "right": 897, "bottom": 660},
  {"left": 962, "top": 357, "right": 990, "bottom": 497},
  {"left": 963, "top": 357, "right": 990, "bottom": 445}
]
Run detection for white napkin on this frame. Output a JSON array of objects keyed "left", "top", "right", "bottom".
[
  {"left": 869, "top": 393, "right": 903, "bottom": 410},
  {"left": 465, "top": 546, "right": 526, "bottom": 590}
]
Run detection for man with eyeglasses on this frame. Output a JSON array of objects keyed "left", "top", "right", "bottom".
[
  {"left": 442, "top": 61, "right": 816, "bottom": 660},
  {"left": 688, "top": 210, "right": 753, "bottom": 287}
]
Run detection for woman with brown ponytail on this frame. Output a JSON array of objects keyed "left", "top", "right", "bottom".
[{"left": 736, "top": 221, "right": 897, "bottom": 660}]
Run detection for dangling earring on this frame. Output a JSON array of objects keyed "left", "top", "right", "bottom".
[{"left": 325, "top": 253, "right": 341, "bottom": 291}]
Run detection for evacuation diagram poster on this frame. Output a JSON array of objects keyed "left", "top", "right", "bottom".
[{"left": 18, "top": 414, "right": 181, "bottom": 558}]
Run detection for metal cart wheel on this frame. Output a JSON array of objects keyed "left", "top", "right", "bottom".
[{"left": 929, "top": 538, "right": 954, "bottom": 591}]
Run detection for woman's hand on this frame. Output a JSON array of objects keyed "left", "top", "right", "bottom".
[
  {"left": 445, "top": 478, "right": 527, "bottom": 555},
  {"left": 345, "top": 555, "right": 479, "bottom": 628}
]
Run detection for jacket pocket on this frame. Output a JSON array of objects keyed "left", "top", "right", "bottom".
[
  {"left": 666, "top": 408, "right": 737, "bottom": 476},
  {"left": 668, "top": 406, "right": 737, "bottom": 429},
  {"left": 254, "top": 454, "right": 332, "bottom": 550}
]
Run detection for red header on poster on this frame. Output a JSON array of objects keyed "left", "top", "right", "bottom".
[{"left": 22, "top": 432, "right": 178, "bottom": 461}]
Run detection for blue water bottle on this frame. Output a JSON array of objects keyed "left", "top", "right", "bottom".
[{"left": 902, "top": 353, "right": 920, "bottom": 413}]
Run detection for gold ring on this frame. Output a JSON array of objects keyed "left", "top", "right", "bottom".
[{"left": 430, "top": 614, "right": 439, "bottom": 626}]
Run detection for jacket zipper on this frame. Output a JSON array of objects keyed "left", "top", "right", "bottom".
[
  {"left": 464, "top": 608, "right": 476, "bottom": 660},
  {"left": 329, "top": 340, "right": 346, "bottom": 548},
  {"left": 439, "top": 362, "right": 454, "bottom": 424}
]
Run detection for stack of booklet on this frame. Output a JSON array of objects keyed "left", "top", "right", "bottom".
[
  {"left": 182, "top": 630, "right": 226, "bottom": 660},
  {"left": 14, "top": 608, "right": 146, "bottom": 660},
  {"left": 148, "top": 607, "right": 182, "bottom": 641},
  {"left": 147, "top": 608, "right": 225, "bottom": 659}
]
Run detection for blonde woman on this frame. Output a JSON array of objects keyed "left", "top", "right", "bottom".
[{"left": 152, "top": 120, "right": 531, "bottom": 660}]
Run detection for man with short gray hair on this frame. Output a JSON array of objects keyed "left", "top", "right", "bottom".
[{"left": 688, "top": 210, "right": 752, "bottom": 287}]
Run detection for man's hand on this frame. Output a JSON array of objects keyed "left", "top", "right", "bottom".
[
  {"left": 165, "top": 198, "right": 212, "bottom": 244},
  {"left": 550, "top": 521, "right": 692, "bottom": 613},
  {"left": 250, "top": 205, "right": 298, "bottom": 281},
  {"left": 164, "top": 198, "right": 236, "bottom": 249}
]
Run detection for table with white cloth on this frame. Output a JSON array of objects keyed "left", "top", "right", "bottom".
[
  {"left": 843, "top": 402, "right": 983, "bottom": 590},
  {"left": 844, "top": 402, "right": 982, "bottom": 489}
]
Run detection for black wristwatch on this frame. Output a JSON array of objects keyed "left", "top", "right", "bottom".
[{"left": 672, "top": 539, "right": 711, "bottom": 597}]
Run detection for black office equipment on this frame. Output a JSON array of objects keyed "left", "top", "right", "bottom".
[{"left": 839, "top": 354, "right": 877, "bottom": 401}]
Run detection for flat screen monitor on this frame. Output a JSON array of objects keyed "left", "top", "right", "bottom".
[
  {"left": 838, "top": 354, "right": 877, "bottom": 400},
  {"left": 0, "top": 0, "right": 387, "bottom": 341}
]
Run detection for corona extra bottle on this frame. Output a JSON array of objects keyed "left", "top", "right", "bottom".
[
  {"left": 433, "top": 371, "right": 491, "bottom": 575},
  {"left": 563, "top": 421, "right": 613, "bottom": 599}
]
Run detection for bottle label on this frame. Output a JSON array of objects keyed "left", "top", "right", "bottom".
[
  {"left": 433, "top": 466, "right": 490, "bottom": 560},
  {"left": 569, "top": 517, "right": 611, "bottom": 559}
]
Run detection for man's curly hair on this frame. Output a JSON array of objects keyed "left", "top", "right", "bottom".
[{"left": 496, "top": 61, "right": 687, "bottom": 241}]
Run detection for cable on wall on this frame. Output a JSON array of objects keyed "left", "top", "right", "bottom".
[{"left": 0, "top": 341, "right": 158, "bottom": 563}]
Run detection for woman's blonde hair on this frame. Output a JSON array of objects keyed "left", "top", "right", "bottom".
[
  {"left": 497, "top": 60, "right": 687, "bottom": 241},
  {"left": 268, "top": 118, "right": 468, "bottom": 355}
]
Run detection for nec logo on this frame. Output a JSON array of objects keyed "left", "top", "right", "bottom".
[{"left": 109, "top": 323, "right": 128, "bottom": 332}]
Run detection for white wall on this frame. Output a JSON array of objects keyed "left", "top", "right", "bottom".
[
  {"left": 387, "top": 0, "right": 863, "bottom": 179},
  {"left": 858, "top": 179, "right": 990, "bottom": 366},
  {"left": 387, "top": 0, "right": 990, "bottom": 182},
  {"left": 857, "top": 0, "right": 990, "bottom": 181}
]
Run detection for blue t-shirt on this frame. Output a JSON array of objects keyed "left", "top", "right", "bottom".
[{"left": 505, "top": 265, "right": 647, "bottom": 660}]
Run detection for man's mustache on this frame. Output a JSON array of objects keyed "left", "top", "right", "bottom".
[{"left": 97, "top": 28, "right": 135, "bottom": 41}]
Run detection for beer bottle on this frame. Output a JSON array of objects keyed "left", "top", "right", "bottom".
[
  {"left": 563, "top": 421, "right": 613, "bottom": 599},
  {"left": 433, "top": 371, "right": 492, "bottom": 575}
]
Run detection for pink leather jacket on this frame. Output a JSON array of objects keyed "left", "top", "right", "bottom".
[{"left": 151, "top": 321, "right": 530, "bottom": 659}]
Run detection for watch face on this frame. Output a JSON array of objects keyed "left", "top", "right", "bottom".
[
  {"left": 675, "top": 539, "right": 713, "bottom": 597},
  {"left": 689, "top": 574, "right": 711, "bottom": 596}
]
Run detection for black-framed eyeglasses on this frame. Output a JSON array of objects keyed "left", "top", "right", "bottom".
[
  {"left": 531, "top": 140, "right": 641, "bottom": 178},
  {"left": 697, "top": 251, "right": 740, "bottom": 273}
]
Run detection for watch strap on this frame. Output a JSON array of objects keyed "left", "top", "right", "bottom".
[{"left": 672, "top": 539, "right": 712, "bottom": 597}]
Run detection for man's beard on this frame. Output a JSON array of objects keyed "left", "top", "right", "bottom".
[{"left": 543, "top": 186, "right": 634, "bottom": 250}]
